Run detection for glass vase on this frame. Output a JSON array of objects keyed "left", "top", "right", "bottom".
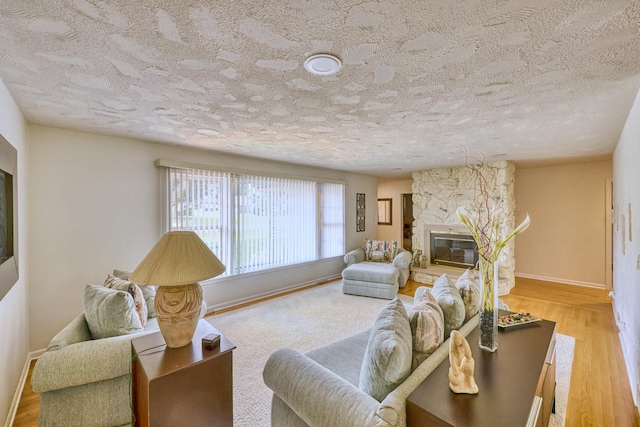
[{"left": 478, "top": 258, "right": 499, "bottom": 352}]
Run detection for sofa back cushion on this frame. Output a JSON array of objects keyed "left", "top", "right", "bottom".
[
  {"left": 431, "top": 274, "right": 465, "bottom": 338},
  {"left": 407, "top": 290, "right": 445, "bottom": 370},
  {"left": 359, "top": 298, "right": 412, "bottom": 402},
  {"left": 364, "top": 239, "right": 399, "bottom": 263},
  {"left": 84, "top": 284, "right": 143, "bottom": 339},
  {"left": 455, "top": 269, "right": 480, "bottom": 323}
]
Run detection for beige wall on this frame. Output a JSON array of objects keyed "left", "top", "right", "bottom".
[
  {"left": 514, "top": 160, "right": 613, "bottom": 287},
  {"left": 28, "top": 125, "right": 378, "bottom": 350},
  {"left": 377, "top": 179, "right": 412, "bottom": 243},
  {"left": 0, "top": 81, "right": 29, "bottom": 423}
]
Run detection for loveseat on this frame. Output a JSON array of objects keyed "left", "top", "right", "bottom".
[
  {"left": 263, "top": 272, "right": 482, "bottom": 427},
  {"left": 342, "top": 240, "right": 412, "bottom": 299},
  {"left": 30, "top": 272, "right": 206, "bottom": 427}
]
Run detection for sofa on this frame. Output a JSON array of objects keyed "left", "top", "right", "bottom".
[
  {"left": 264, "top": 272, "right": 483, "bottom": 427},
  {"left": 31, "top": 272, "right": 207, "bottom": 427},
  {"left": 342, "top": 240, "right": 412, "bottom": 299}
]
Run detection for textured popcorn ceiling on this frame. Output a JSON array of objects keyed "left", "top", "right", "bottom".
[{"left": 1, "top": 1, "right": 639, "bottom": 177}]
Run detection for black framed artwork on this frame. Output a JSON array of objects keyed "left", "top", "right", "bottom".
[
  {"left": 356, "top": 193, "right": 365, "bottom": 232},
  {"left": 0, "top": 133, "right": 18, "bottom": 303}
]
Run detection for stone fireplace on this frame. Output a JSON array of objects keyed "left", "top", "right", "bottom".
[{"left": 411, "top": 161, "right": 516, "bottom": 295}]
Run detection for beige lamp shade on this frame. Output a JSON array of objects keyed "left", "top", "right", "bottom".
[{"left": 130, "top": 231, "right": 225, "bottom": 286}]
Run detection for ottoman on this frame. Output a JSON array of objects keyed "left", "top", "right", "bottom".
[{"left": 341, "top": 262, "right": 400, "bottom": 299}]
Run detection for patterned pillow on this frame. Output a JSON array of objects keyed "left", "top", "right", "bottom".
[
  {"left": 370, "top": 250, "right": 388, "bottom": 263},
  {"left": 431, "top": 274, "right": 465, "bottom": 338},
  {"left": 113, "top": 269, "right": 156, "bottom": 318},
  {"left": 84, "top": 284, "right": 143, "bottom": 339},
  {"left": 359, "top": 298, "right": 412, "bottom": 402},
  {"left": 364, "top": 239, "right": 400, "bottom": 262},
  {"left": 407, "top": 290, "right": 445, "bottom": 370},
  {"left": 455, "top": 269, "right": 479, "bottom": 323},
  {"left": 104, "top": 274, "right": 147, "bottom": 327}
]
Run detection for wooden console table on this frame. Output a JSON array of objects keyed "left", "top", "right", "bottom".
[
  {"left": 132, "top": 320, "right": 236, "bottom": 427},
  {"left": 407, "top": 315, "right": 556, "bottom": 427}
]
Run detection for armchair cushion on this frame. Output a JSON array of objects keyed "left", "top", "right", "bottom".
[
  {"left": 84, "top": 284, "right": 143, "bottom": 339},
  {"left": 359, "top": 298, "right": 412, "bottom": 402},
  {"left": 364, "top": 239, "right": 399, "bottom": 262}
]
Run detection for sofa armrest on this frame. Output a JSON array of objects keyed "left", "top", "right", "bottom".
[
  {"left": 392, "top": 250, "right": 412, "bottom": 269},
  {"left": 264, "top": 348, "right": 394, "bottom": 427},
  {"left": 46, "top": 313, "right": 92, "bottom": 351},
  {"left": 32, "top": 333, "right": 135, "bottom": 393},
  {"left": 344, "top": 248, "right": 366, "bottom": 266}
]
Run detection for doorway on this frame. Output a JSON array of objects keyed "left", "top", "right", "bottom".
[{"left": 402, "top": 193, "right": 413, "bottom": 251}]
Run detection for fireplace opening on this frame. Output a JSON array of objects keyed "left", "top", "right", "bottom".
[{"left": 429, "top": 230, "right": 478, "bottom": 269}]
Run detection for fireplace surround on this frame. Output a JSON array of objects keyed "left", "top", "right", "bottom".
[{"left": 411, "top": 161, "right": 516, "bottom": 295}]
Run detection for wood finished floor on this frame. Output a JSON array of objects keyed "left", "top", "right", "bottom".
[{"left": 12, "top": 277, "right": 640, "bottom": 426}]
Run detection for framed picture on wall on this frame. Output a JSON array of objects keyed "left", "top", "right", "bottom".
[
  {"left": 378, "top": 198, "right": 392, "bottom": 225},
  {"left": 356, "top": 193, "right": 365, "bottom": 232}
]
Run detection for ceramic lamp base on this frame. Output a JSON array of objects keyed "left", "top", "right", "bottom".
[{"left": 155, "top": 283, "right": 203, "bottom": 348}]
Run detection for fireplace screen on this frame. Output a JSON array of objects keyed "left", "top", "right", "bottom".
[{"left": 430, "top": 230, "right": 478, "bottom": 269}]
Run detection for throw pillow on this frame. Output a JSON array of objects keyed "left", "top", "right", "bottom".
[
  {"left": 370, "top": 250, "right": 388, "bottom": 263},
  {"left": 364, "top": 239, "right": 400, "bottom": 262},
  {"left": 455, "top": 269, "right": 479, "bottom": 323},
  {"left": 407, "top": 290, "right": 445, "bottom": 370},
  {"left": 104, "top": 274, "right": 147, "bottom": 327},
  {"left": 84, "top": 284, "right": 143, "bottom": 339},
  {"left": 113, "top": 269, "right": 156, "bottom": 318},
  {"left": 431, "top": 274, "right": 466, "bottom": 338},
  {"left": 359, "top": 298, "right": 412, "bottom": 402}
]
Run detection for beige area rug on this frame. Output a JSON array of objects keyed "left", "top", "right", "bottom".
[{"left": 206, "top": 281, "right": 573, "bottom": 427}]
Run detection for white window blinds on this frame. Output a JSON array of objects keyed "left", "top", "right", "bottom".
[{"left": 166, "top": 167, "right": 344, "bottom": 277}]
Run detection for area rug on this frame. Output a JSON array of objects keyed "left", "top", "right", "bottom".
[
  {"left": 549, "top": 333, "right": 575, "bottom": 427},
  {"left": 206, "top": 281, "right": 573, "bottom": 427}
]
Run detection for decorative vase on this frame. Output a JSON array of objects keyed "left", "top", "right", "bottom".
[{"left": 478, "top": 258, "right": 499, "bottom": 352}]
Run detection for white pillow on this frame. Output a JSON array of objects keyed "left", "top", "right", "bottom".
[{"left": 455, "top": 269, "right": 479, "bottom": 323}]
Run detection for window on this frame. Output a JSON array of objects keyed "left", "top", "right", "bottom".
[{"left": 165, "top": 166, "right": 345, "bottom": 277}]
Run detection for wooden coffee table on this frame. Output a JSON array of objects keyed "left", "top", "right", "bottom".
[{"left": 407, "top": 313, "right": 556, "bottom": 427}]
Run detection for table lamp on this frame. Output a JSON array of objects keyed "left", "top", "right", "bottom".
[{"left": 130, "top": 231, "right": 225, "bottom": 348}]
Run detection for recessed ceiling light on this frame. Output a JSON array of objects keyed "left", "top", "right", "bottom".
[{"left": 304, "top": 53, "right": 342, "bottom": 76}]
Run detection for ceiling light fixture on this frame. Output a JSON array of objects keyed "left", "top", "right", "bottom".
[{"left": 304, "top": 53, "right": 342, "bottom": 76}]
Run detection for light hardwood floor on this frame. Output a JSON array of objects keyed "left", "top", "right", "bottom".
[{"left": 12, "top": 277, "right": 640, "bottom": 426}]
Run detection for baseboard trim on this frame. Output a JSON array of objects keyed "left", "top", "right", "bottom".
[
  {"left": 206, "top": 274, "right": 342, "bottom": 314},
  {"left": 5, "top": 349, "right": 45, "bottom": 427},
  {"left": 515, "top": 273, "right": 605, "bottom": 289}
]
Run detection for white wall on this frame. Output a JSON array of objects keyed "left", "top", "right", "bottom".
[
  {"left": 0, "top": 81, "right": 29, "bottom": 423},
  {"left": 612, "top": 90, "right": 640, "bottom": 408},
  {"left": 28, "top": 125, "right": 378, "bottom": 350},
  {"left": 515, "top": 160, "right": 612, "bottom": 287}
]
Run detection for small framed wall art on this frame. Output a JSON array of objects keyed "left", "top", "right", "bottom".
[{"left": 356, "top": 193, "right": 365, "bottom": 232}]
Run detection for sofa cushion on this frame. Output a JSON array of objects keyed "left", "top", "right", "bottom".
[
  {"left": 407, "top": 290, "right": 445, "bottom": 370},
  {"left": 104, "top": 274, "right": 147, "bottom": 327},
  {"left": 84, "top": 284, "right": 143, "bottom": 339},
  {"left": 113, "top": 269, "right": 156, "bottom": 318},
  {"left": 455, "top": 269, "right": 479, "bottom": 323},
  {"left": 369, "top": 250, "right": 388, "bottom": 262},
  {"left": 358, "top": 298, "right": 412, "bottom": 402},
  {"left": 364, "top": 239, "right": 399, "bottom": 262},
  {"left": 431, "top": 274, "right": 465, "bottom": 338}
]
